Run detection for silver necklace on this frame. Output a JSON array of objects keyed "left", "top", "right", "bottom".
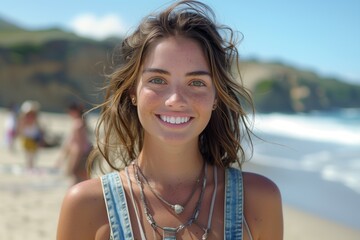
[
  {"left": 134, "top": 162, "right": 208, "bottom": 239},
  {"left": 134, "top": 162, "right": 204, "bottom": 215},
  {"left": 195, "top": 166, "right": 218, "bottom": 240}
]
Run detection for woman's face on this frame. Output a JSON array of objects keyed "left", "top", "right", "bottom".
[{"left": 135, "top": 36, "right": 216, "bottom": 146}]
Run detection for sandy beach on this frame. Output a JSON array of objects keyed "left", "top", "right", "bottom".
[{"left": 1, "top": 109, "right": 360, "bottom": 240}]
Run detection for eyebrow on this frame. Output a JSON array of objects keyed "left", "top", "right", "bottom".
[
  {"left": 186, "top": 70, "right": 211, "bottom": 77},
  {"left": 142, "top": 68, "right": 169, "bottom": 75},
  {"left": 142, "top": 68, "right": 211, "bottom": 77}
]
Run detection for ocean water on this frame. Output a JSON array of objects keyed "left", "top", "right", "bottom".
[{"left": 248, "top": 109, "right": 360, "bottom": 229}]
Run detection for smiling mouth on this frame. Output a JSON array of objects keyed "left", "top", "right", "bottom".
[{"left": 159, "top": 115, "right": 191, "bottom": 124}]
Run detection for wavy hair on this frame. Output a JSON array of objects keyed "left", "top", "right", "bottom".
[{"left": 88, "top": 0, "right": 254, "bottom": 173}]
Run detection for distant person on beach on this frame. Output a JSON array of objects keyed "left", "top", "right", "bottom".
[
  {"left": 3, "top": 103, "right": 18, "bottom": 152},
  {"left": 57, "top": 1, "right": 283, "bottom": 239},
  {"left": 17, "top": 100, "right": 44, "bottom": 170},
  {"left": 56, "top": 103, "right": 92, "bottom": 184}
]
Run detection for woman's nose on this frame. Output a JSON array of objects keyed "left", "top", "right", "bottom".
[{"left": 165, "top": 86, "right": 187, "bottom": 109}]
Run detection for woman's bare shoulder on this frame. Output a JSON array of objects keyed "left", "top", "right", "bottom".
[
  {"left": 242, "top": 171, "right": 283, "bottom": 239},
  {"left": 61, "top": 178, "right": 104, "bottom": 209},
  {"left": 242, "top": 171, "right": 281, "bottom": 198},
  {"left": 57, "top": 177, "right": 109, "bottom": 240}
]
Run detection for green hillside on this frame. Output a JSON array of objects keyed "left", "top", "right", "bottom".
[{"left": 241, "top": 60, "right": 360, "bottom": 112}]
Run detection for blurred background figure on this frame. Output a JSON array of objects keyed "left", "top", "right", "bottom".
[
  {"left": 56, "top": 103, "right": 92, "bottom": 184},
  {"left": 17, "top": 100, "right": 43, "bottom": 171},
  {"left": 3, "top": 103, "right": 18, "bottom": 152}
]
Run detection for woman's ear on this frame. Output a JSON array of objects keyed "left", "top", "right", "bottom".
[
  {"left": 212, "top": 99, "right": 218, "bottom": 110},
  {"left": 130, "top": 95, "right": 137, "bottom": 106}
]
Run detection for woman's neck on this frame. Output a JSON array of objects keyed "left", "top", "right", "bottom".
[{"left": 137, "top": 139, "right": 204, "bottom": 187}]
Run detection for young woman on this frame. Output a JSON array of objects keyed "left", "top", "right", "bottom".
[{"left": 57, "top": 1, "right": 283, "bottom": 239}]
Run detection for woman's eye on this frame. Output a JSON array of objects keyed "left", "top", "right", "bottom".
[
  {"left": 149, "top": 78, "right": 166, "bottom": 84},
  {"left": 190, "top": 80, "right": 205, "bottom": 87}
]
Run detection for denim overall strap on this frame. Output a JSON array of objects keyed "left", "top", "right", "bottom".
[
  {"left": 224, "top": 167, "right": 243, "bottom": 240},
  {"left": 101, "top": 172, "right": 134, "bottom": 240}
]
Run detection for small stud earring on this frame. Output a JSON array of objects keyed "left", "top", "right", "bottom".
[{"left": 131, "top": 97, "right": 137, "bottom": 105}]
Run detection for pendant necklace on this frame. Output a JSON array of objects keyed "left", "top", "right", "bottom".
[
  {"left": 195, "top": 165, "right": 218, "bottom": 240},
  {"left": 134, "top": 162, "right": 208, "bottom": 240},
  {"left": 134, "top": 161, "right": 204, "bottom": 215}
]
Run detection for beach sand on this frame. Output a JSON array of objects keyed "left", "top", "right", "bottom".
[{"left": 1, "top": 109, "right": 360, "bottom": 240}]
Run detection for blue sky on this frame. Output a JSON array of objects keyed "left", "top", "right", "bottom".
[{"left": 1, "top": 0, "right": 359, "bottom": 84}]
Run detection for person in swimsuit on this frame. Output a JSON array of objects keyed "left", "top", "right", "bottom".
[
  {"left": 57, "top": 1, "right": 283, "bottom": 239},
  {"left": 56, "top": 103, "right": 93, "bottom": 184}
]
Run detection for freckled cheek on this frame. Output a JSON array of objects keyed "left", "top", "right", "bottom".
[
  {"left": 136, "top": 90, "right": 158, "bottom": 126},
  {"left": 137, "top": 89, "right": 161, "bottom": 107},
  {"left": 193, "top": 99, "right": 214, "bottom": 111},
  {"left": 189, "top": 92, "right": 216, "bottom": 109}
]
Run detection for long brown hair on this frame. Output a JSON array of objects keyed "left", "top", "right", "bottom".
[{"left": 88, "top": 0, "right": 254, "bottom": 174}]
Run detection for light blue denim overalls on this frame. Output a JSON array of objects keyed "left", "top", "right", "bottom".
[{"left": 101, "top": 167, "right": 246, "bottom": 240}]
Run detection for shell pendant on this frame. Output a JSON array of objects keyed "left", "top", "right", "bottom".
[{"left": 173, "top": 204, "right": 184, "bottom": 214}]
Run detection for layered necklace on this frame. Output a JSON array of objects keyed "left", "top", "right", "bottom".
[
  {"left": 134, "top": 162, "right": 203, "bottom": 215},
  {"left": 133, "top": 162, "right": 214, "bottom": 239}
]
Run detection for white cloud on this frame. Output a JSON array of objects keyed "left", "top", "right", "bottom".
[{"left": 69, "top": 13, "right": 127, "bottom": 40}]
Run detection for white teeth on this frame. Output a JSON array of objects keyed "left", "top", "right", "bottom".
[{"left": 160, "top": 115, "right": 190, "bottom": 124}]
